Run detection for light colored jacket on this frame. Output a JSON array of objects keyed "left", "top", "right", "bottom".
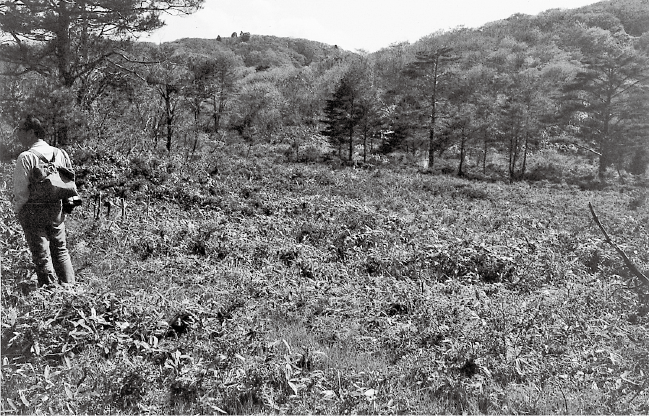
[{"left": 13, "top": 140, "right": 73, "bottom": 213}]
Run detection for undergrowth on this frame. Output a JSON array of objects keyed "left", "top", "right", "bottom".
[{"left": 1, "top": 145, "right": 648, "bottom": 414}]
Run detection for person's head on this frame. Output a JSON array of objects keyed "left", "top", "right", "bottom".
[{"left": 16, "top": 115, "right": 46, "bottom": 147}]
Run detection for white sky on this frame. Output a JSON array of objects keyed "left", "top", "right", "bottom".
[{"left": 143, "top": 0, "right": 602, "bottom": 52}]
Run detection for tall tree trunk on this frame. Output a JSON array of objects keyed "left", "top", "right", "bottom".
[
  {"left": 348, "top": 127, "right": 354, "bottom": 162},
  {"left": 598, "top": 151, "right": 609, "bottom": 180},
  {"left": 427, "top": 56, "right": 439, "bottom": 170},
  {"left": 508, "top": 136, "right": 517, "bottom": 182},
  {"left": 215, "top": 75, "right": 226, "bottom": 133},
  {"left": 191, "top": 110, "right": 200, "bottom": 159},
  {"left": 598, "top": 110, "right": 612, "bottom": 180},
  {"left": 521, "top": 134, "right": 529, "bottom": 177},
  {"left": 429, "top": 148, "right": 435, "bottom": 170},
  {"left": 458, "top": 132, "right": 466, "bottom": 177},
  {"left": 363, "top": 131, "right": 367, "bottom": 163},
  {"left": 54, "top": 2, "right": 74, "bottom": 88},
  {"left": 483, "top": 136, "right": 488, "bottom": 175},
  {"left": 213, "top": 92, "right": 227, "bottom": 134},
  {"left": 165, "top": 93, "right": 173, "bottom": 152}
]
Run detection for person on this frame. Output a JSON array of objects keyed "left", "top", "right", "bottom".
[{"left": 13, "top": 115, "right": 75, "bottom": 287}]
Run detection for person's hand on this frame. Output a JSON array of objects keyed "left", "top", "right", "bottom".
[{"left": 62, "top": 196, "right": 82, "bottom": 214}]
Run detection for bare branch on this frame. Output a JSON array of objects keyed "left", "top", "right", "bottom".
[
  {"left": 588, "top": 202, "right": 649, "bottom": 287},
  {"left": 112, "top": 50, "right": 161, "bottom": 65},
  {"left": 106, "top": 58, "right": 147, "bottom": 83},
  {"left": 575, "top": 143, "right": 602, "bottom": 156}
]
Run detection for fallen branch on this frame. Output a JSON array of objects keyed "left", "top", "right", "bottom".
[
  {"left": 588, "top": 202, "right": 649, "bottom": 287},
  {"left": 575, "top": 143, "right": 602, "bottom": 156}
]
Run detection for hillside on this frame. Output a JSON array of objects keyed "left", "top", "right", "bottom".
[
  {"left": 1, "top": 0, "right": 649, "bottom": 413},
  {"left": 573, "top": 0, "right": 649, "bottom": 36},
  {"left": 141, "top": 34, "right": 349, "bottom": 70},
  {"left": 148, "top": 0, "right": 649, "bottom": 71}
]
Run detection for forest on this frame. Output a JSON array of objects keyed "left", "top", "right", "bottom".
[
  {"left": 1, "top": 0, "right": 648, "bottom": 180},
  {"left": 1, "top": 0, "right": 648, "bottom": 414}
]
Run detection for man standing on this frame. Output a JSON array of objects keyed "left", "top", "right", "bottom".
[{"left": 13, "top": 115, "right": 75, "bottom": 287}]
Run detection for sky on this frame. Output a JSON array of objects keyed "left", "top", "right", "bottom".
[{"left": 143, "top": 0, "right": 602, "bottom": 52}]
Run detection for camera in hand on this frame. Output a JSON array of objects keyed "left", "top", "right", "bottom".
[{"left": 63, "top": 196, "right": 82, "bottom": 214}]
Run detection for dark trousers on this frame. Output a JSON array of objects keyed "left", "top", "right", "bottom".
[{"left": 18, "top": 203, "right": 75, "bottom": 286}]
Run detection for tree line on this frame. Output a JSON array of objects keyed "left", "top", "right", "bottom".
[{"left": 1, "top": 0, "right": 648, "bottom": 180}]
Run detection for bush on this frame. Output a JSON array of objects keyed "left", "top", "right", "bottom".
[
  {"left": 525, "top": 149, "right": 596, "bottom": 184},
  {"left": 629, "top": 149, "right": 648, "bottom": 176},
  {"left": 297, "top": 145, "right": 322, "bottom": 163},
  {"left": 629, "top": 192, "right": 647, "bottom": 210},
  {"left": 525, "top": 163, "right": 562, "bottom": 182},
  {"left": 0, "top": 140, "right": 22, "bottom": 162}
]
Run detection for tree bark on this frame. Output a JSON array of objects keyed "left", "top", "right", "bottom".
[
  {"left": 458, "top": 132, "right": 466, "bottom": 177},
  {"left": 165, "top": 86, "right": 173, "bottom": 152},
  {"left": 521, "top": 134, "right": 529, "bottom": 177},
  {"left": 483, "top": 137, "right": 488, "bottom": 175},
  {"left": 349, "top": 127, "right": 354, "bottom": 162},
  {"left": 427, "top": 55, "right": 439, "bottom": 170}
]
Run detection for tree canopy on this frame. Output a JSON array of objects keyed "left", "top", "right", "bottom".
[
  {"left": 0, "top": 0, "right": 203, "bottom": 87},
  {"left": 1, "top": 0, "right": 647, "bottom": 178}
]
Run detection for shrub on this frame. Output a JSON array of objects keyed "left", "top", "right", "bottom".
[
  {"left": 525, "top": 163, "right": 562, "bottom": 182},
  {"left": 525, "top": 149, "right": 596, "bottom": 184},
  {"left": 629, "top": 192, "right": 647, "bottom": 210},
  {"left": 3, "top": 141, "right": 649, "bottom": 415},
  {"left": 628, "top": 148, "right": 648, "bottom": 176}
]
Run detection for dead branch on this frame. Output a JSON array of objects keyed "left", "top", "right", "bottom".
[
  {"left": 94, "top": 192, "right": 102, "bottom": 220},
  {"left": 588, "top": 202, "right": 649, "bottom": 287},
  {"left": 117, "top": 197, "right": 127, "bottom": 220},
  {"left": 575, "top": 143, "right": 602, "bottom": 156},
  {"left": 106, "top": 59, "right": 148, "bottom": 83}
]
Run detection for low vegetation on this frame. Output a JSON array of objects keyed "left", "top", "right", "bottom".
[
  {"left": 2, "top": 144, "right": 648, "bottom": 414},
  {"left": 1, "top": 0, "right": 648, "bottom": 413}
]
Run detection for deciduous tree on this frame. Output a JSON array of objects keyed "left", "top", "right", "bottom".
[
  {"left": 143, "top": 46, "right": 192, "bottom": 151},
  {"left": 208, "top": 51, "right": 243, "bottom": 135},
  {"left": 230, "top": 79, "right": 282, "bottom": 155}
]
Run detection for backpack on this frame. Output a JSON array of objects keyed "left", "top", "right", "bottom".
[{"left": 27, "top": 148, "right": 79, "bottom": 202}]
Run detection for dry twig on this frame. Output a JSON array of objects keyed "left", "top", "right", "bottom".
[{"left": 588, "top": 202, "right": 649, "bottom": 288}]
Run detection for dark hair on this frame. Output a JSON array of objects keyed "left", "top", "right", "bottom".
[{"left": 19, "top": 115, "right": 46, "bottom": 140}]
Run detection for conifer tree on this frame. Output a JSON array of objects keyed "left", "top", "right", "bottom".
[
  {"left": 321, "top": 68, "right": 364, "bottom": 161},
  {"left": 561, "top": 27, "right": 649, "bottom": 179},
  {"left": 0, "top": 0, "right": 204, "bottom": 88},
  {"left": 403, "top": 47, "right": 456, "bottom": 169}
]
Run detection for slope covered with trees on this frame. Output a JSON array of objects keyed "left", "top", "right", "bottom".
[
  {"left": 3, "top": 0, "right": 646, "bottom": 180},
  {"left": 1, "top": 1, "right": 648, "bottom": 414}
]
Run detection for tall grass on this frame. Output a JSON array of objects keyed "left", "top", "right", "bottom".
[{"left": 1, "top": 144, "right": 648, "bottom": 414}]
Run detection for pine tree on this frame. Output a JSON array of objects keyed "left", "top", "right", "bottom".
[
  {"left": 561, "top": 27, "right": 649, "bottom": 179},
  {"left": 0, "top": 1, "right": 203, "bottom": 88},
  {"left": 321, "top": 70, "right": 364, "bottom": 161},
  {"left": 403, "top": 47, "right": 457, "bottom": 169}
]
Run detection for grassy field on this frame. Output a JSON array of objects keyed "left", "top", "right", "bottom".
[{"left": 1, "top": 145, "right": 648, "bottom": 414}]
